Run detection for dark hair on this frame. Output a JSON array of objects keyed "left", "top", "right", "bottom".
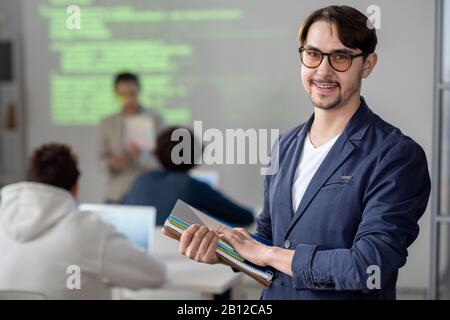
[
  {"left": 155, "top": 127, "right": 202, "bottom": 171},
  {"left": 299, "top": 5, "right": 377, "bottom": 55},
  {"left": 27, "top": 143, "right": 80, "bottom": 191},
  {"left": 114, "top": 72, "right": 140, "bottom": 89}
]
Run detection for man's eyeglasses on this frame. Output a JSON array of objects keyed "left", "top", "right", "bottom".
[{"left": 299, "top": 47, "right": 367, "bottom": 72}]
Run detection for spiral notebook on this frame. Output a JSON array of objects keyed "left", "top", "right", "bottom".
[{"left": 162, "top": 199, "right": 274, "bottom": 287}]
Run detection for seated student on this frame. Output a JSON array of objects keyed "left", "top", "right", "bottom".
[
  {"left": 122, "top": 127, "right": 255, "bottom": 227},
  {"left": 0, "top": 143, "right": 167, "bottom": 299}
]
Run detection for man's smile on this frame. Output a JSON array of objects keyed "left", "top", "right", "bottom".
[{"left": 311, "top": 79, "right": 339, "bottom": 94}]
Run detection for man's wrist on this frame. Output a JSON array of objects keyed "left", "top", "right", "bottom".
[{"left": 261, "top": 245, "right": 276, "bottom": 267}]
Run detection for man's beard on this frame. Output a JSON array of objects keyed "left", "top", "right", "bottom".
[
  {"left": 309, "top": 80, "right": 360, "bottom": 110},
  {"left": 310, "top": 93, "right": 342, "bottom": 110}
]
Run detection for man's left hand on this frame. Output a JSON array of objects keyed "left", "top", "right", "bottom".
[{"left": 215, "top": 225, "right": 270, "bottom": 267}]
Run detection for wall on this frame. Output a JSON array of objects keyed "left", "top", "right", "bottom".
[{"left": 0, "top": 0, "right": 26, "bottom": 186}]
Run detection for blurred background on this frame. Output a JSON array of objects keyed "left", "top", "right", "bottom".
[{"left": 0, "top": 0, "right": 448, "bottom": 299}]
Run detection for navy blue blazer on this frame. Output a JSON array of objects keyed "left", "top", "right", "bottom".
[
  {"left": 257, "top": 97, "right": 431, "bottom": 300},
  {"left": 121, "top": 170, "right": 255, "bottom": 226}
]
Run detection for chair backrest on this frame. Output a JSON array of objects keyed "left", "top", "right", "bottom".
[{"left": 0, "top": 290, "right": 47, "bottom": 300}]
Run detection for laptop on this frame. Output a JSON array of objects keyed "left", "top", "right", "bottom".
[{"left": 78, "top": 204, "right": 156, "bottom": 253}]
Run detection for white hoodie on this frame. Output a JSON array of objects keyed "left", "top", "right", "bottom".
[{"left": 0, "top": 182, "right": 167, "bottom": 299}]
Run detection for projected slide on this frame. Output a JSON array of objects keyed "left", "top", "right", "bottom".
[{"left": 35, "top": 0, "right": 297, "bottom": 126}]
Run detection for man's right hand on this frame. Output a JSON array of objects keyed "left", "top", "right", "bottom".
[
  {"left": 178, "top": 224, "right": 220, "bottom": 265},
  {"left": 107, "top": 154, "right": 128, "bottom": 171}
]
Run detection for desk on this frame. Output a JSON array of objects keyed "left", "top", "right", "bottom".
[{"left": 113, "top": 254, "right": 243, "bottom": 300}]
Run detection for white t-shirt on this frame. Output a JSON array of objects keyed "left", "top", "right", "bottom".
[{"left": 292, "top": 132, "right": 341, "bottom": 212}]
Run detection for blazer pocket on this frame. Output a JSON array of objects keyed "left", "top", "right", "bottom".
[{"left": 320, "top": 178, "right": 354, "bottom": 191}]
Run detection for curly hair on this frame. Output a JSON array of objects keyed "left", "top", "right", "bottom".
[{"left": 27, "top": 143, "right": 80, "bottom": 191}]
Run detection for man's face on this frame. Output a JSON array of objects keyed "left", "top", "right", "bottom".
[
  {"left": 115, "top": 81, "right": 140, "bottom": 111},
  {"left": 300, "top": 21, "right": 367, "bottom": 110}
]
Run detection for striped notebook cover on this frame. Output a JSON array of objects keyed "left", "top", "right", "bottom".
[{"left": 163, "top": 199, "right": 274, "bottom": 287}]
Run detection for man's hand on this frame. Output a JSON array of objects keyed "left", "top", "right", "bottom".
[
  {"left": 177, "top": 225, "right": 220, "bottom": 265},
  {"left": 127, "top": 143, "right": 141, "bottom": 159},
  {"left": 216, "top": 225, "right": 270, "bottom": 267},
  {"left": 107, "top": 154, "right": 128, "bottom": 171}
]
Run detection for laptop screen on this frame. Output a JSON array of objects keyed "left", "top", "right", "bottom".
[{"left": 79, "top": 204, "right": 156, "bottom": 252}]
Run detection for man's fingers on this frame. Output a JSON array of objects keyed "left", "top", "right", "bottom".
[
  {"left": 184, "top": 226, "right": 209, "bottom": 259},
  {"left": 234, "top": 228, "right": 252, "bottom": 240},
  {"left": 195, "top": 230, "right": 216, "bottom": 261},
  {"left": 216, "top": 225, "right": 248, "bottom": 241},
  {"left": 218, "top": 227, "right": 245, "bottom": 247},
  {"left": 204, "top": 234, "right": 219, "bottom": 263},
  {"left": 179, "top": 224, "right": 200, "bottom": 255}
]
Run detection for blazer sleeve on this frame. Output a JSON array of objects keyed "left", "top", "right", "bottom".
[{"left": 290, "top": 140, "right": 431, "bottom": 291}]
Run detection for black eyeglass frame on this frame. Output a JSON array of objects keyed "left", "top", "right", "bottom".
[{"left": 299, "top": 47, "right": 367, "bottom": 72}]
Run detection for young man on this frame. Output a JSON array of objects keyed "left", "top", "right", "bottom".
[
  {"left": 0, "top": 143, "right": 167, "bottom": 299},
  {"left": 165, "top": 5, "right": 431, "bottom": 299},
  {"left": 98, "top": 72, "right": 165, "bottom": 203}
]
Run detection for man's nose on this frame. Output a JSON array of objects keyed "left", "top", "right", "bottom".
[{"left": 316, "top": 55, "right": 334, "bottom": 75}]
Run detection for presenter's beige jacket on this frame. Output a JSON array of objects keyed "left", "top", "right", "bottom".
[
  {"left": 98, "top": 108, "right": 164, "bottom": 202},
  {"left": 0, "top": 182, "right": 167, "bottom": 299}
]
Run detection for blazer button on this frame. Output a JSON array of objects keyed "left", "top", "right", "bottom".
[{"left": 283, "top": 240, "right": 291, "bottom": 249}]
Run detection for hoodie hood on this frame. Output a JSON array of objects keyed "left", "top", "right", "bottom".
[{"left": 0, "top": 182, "right": 77, "bottom": 242}]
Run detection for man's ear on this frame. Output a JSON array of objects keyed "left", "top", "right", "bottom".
[
  {"left": 70, "top": 183, "right": 79, "bottom": 199},
  {"left": 362, "top": 52, "right": 377, "bottom": 78}
]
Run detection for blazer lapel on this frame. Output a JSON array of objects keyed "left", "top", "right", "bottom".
[
  {"left": 283, "top": 97, "right": 374, "bottom": 238},
  {"left": 277, "top": 116, "right": 313, "bottom": 231},
  {"left": 285, "top": 136, "right": 356, "bottom": 237}
]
